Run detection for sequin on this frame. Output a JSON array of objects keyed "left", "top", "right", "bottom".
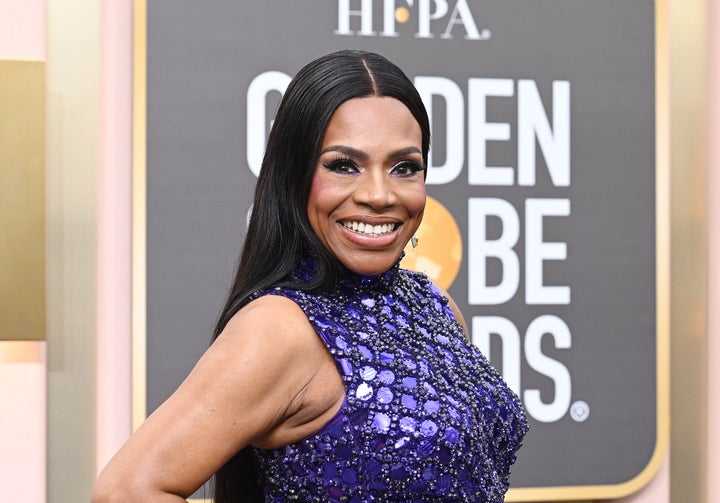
[
  {"left": 424, "top": 400, "right": 440, "bottom": 414},
  {"left": 355, "top": 383, "right": 373, "bottom": 401},
  {"left": 420, "top": 420, "right": 438, "bottom": 437},
  {"left": 399, "top": 416, "right": 417, "bottom": 433},
  {"left": 361, "top": 297, "right": 376, "bottom": 308},
  {"left": 401, "top": 394, "right": 417, "bottom": 410},
  {"left": 402, "top": 376, "right": 417, "bottom": 389},
  {"left": 445, "top": 427, "right": 460, "bottom": 443},
  {"left": 252, "top": 260, "right": 528, "bottom": 502},
  {"left": 378, "top": 370, "right": 395, "bottom": 384},
  {"left": 380, "top": 352, "right": 395, "bottom": 363},
  {"left": 377, "top": 387, "right": 393, "bottom": 404},
  {"left": 373, "top": 413, "right": 391, "bottom": 432},
  {"left": 360, "top": 366, "right": 377, "bottom": 381},
  {"left": 338, "top": 358, "right": 353, "bottom": 376},
  {"left": 358, "top": 345, "right": 373, "bottom": 359}
]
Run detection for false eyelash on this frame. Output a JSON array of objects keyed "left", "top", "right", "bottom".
[
  {"left": 322, "top": 157, "right": 359, "bottom": 174},
  {"left": 391, "top": 160, "right": 426, "bottom": 177}
]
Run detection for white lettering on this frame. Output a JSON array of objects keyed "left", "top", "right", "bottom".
[
  {"left": 414, "top": 76, "right": 465, "bottom": 185},
  {"left": 468, "top": 198, "right": 519, "bottom": 305},
  {"left": 417, "top": 0, "right": 448, "bottom": 38},
  {"left": 525, "top": 199, "right": 571, "bottom": 304},
  {"left": 335, "top": 0, "right": 376, "bottom": 36},
  {"left": 246, "top": 71, "right": 291, "bottom": 177},
  {"left": 468, "top": 78, "right": 515, "bottom": 186},
  {"left": 518, "top": 80, "right": 571, "bottom": 186},
  {"left": 381, "top": 0, "right": 403, "bottom": 36},
  {"left": 523, "top": 315, "right": 572, "bottom": 423},
  {"left": 441, "top": 0, "right": 481, "bottom": 39}
]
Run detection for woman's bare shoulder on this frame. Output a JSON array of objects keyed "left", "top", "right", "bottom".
[{"left": 223, "top": 294, "right": 317, "bottom": 344}]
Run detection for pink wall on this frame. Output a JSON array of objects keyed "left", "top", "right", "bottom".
[
  {"left": 96, "top": 0, "right": 134, "bottom": 472},
  {"left": 0, "top": 0, "right": 45, "bottom": 59},
  {"left": 0, "top": 2, "right": 47, "bottom": 502}
]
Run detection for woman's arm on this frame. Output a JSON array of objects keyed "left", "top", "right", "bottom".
[{"left": 91, "top": 295, "right": 340, "bottom": 502}]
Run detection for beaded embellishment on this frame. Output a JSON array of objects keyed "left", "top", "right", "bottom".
[{"left": 253, "top": 263, "right": 528, "bottom": 502}]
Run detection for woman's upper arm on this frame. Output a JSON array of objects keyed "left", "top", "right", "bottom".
[{"left": 93, "top": 295, "right": 319, "bottom": 501}]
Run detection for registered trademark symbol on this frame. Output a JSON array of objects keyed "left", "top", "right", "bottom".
[{"left": 570, "top": 401, "right": 590, "bottom": 422}]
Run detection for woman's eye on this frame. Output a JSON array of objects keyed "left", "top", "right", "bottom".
[
  {"left": 322, "top": 157, "right": 359, "bottom": 174},
  {"left": 391, "top": 160, "right": 424, "bottom": 177}
]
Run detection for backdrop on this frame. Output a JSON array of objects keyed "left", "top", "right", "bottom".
[{"left": 137, "top": 0, "right": 665, "bottom": 499}]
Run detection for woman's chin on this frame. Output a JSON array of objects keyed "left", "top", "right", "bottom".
[{"left": 339, "top": 251, "right": 403, "bottom": 277}]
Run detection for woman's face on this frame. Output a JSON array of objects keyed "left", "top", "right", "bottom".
[{"left": 307, "top": 96, "right": 426, "bottom": 276}]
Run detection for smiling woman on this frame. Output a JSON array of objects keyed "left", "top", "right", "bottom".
[
  {"left": 92, "top": 50, "right": 528, "bottom": 503},
  {"left": 308, "top": 97, "right": 427, "bottom": 276}
]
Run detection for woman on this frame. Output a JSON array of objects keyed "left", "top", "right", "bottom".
[{"left": 92, "top": 50, "right": 527, "bottom": 503}]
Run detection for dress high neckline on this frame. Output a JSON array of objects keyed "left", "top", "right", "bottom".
[{"left": 294, "top": 254, "right": 404, "bottom": 291}]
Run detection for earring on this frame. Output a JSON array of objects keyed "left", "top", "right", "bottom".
[{"left": 411, "top": 236, "right": 419, "bottom": 248}]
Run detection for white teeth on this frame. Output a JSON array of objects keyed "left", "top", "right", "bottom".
[{"left": 342, "top": 221, "right": 396, "bottom": 236}]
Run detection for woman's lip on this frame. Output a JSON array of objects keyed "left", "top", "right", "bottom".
[
  {"left": 337, "top": 222, "right": 401, "bottom": 248},
  {"left": 338, "top": 219, "right": 401, "bottom": 237},
  {"left": 338, "top": 216, "right": 401, "bottom": 226}
]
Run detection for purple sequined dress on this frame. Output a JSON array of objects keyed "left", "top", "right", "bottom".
[{"left": 252, "top": 261, "right": 528, "bottom": 502}]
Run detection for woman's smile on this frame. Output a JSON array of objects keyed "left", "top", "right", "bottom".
[
  {"left": 339, "top": 220, "right": 398, "bottom": 236},
  {"left": 337, "top": 218, "right": 402, "bottom": 249},
  {"left": 307, "top": 96, "right": 426, "bottom": 276}
]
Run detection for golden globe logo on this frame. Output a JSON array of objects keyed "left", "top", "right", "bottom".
[
  {"left": 335, "top": 0, "right": 490, "bottom": 40},
  {"left": 401, "top": 196, "right": 463, "bottom": 289}
]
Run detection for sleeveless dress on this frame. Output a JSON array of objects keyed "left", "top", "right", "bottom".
[{"left": 252, "top": 261, "right": 528, "bottom": 502}]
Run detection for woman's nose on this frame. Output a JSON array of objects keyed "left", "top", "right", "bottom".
[{"left": 353, "top": 171, "right": 395, "bottom": 208}]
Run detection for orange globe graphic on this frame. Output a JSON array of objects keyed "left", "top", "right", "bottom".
[
  {"left": 401, "top": 196, "right": 462, "bottom": 290},
  {"left": 395, "top": 7, "right": 410, "bottom": 23}
]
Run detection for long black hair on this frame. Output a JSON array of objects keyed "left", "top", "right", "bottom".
[{"left": 212, "top": 49, "right": 430, "bottom": 503}]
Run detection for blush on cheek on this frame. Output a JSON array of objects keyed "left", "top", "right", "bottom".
[
  {"left": 309, "top": 173, "right": 325, "bottom": 194},
  {"left": 308, "top": 176, "right": 329, "bottom": 217},
  {"left": 413, "top": 189, "right": 427, "bottom": 214}
]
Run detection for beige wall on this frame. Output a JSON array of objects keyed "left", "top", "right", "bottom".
[
  {"left": 45, "top": 0, "right": 101, "bottom": 502},
  {"left": 668, "top": 0, "right": 710, "bottom": 501},
  {"left": 2, "top": 0, "right": 718, "bottom": 501}
]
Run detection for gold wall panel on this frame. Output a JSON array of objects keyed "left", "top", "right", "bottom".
[{"left": 0, "top": 60, "right": 45, "bottom": 340}]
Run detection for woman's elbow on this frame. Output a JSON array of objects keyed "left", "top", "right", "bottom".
[
  {"left": 91, "top": 475, "right": 188, "bottom": 503},
  {"left": 91, "top": 479, "right": 126, "bottom": 503},
  {"left": 91, "top": 473, "right": 152, "bottom": 503}
]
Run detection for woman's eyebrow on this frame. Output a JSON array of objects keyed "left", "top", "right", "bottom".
[
  {"left": 387, "top": 146, "right": 422, "bottom": 159},
  {"left": 320, "top": 145, "right": 422, "bottom": 160},
  {"left": 320, "top": 145, "right": 369, "bottom": 160}
]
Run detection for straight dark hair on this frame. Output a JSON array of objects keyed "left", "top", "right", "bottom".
[{"left": 212, "top": 49, "right": 430, "bottom": 503}]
